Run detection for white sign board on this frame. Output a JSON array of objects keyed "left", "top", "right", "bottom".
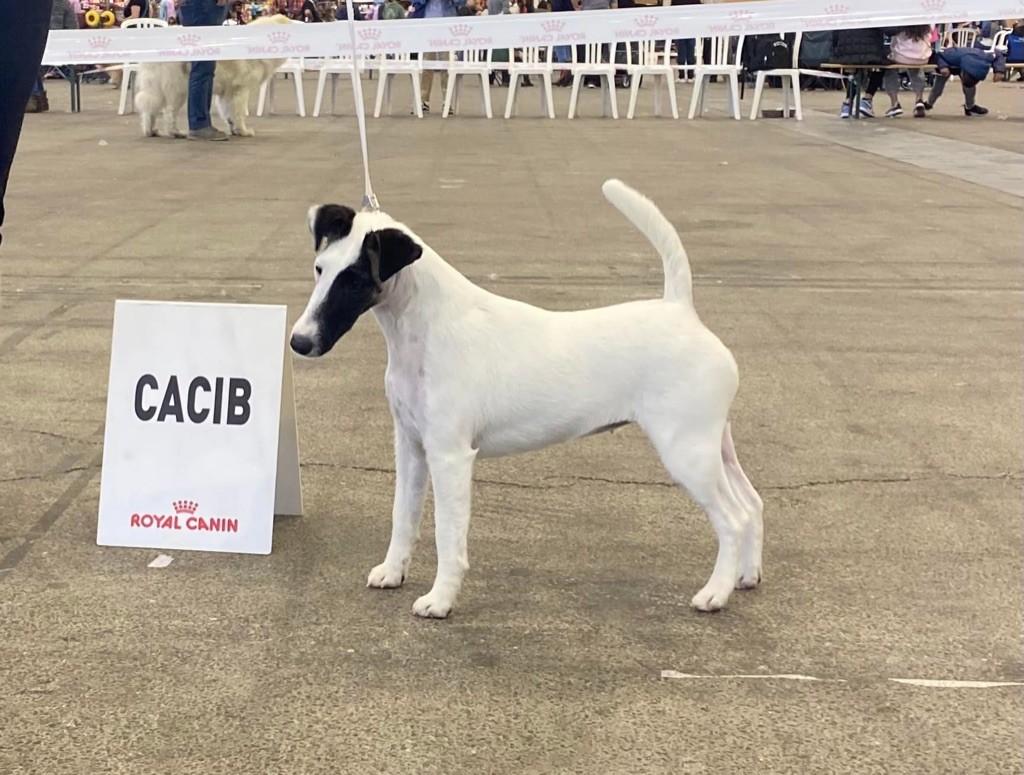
[{"left": 97, "top": 300, "right": 302, "bottom": 555}]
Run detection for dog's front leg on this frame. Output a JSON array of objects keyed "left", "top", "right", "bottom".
[
  {"left": 413, "top": 446, "right": 478, "bottom": 619},
  {"left": 367, "top": 427, "right": 428, "bottom": 589}
]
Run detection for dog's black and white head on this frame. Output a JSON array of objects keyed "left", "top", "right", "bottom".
[{"left": 290, "top": 205, "right": 423, "bottom": 358}]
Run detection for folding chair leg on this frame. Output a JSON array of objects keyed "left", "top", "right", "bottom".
[
  {"left": 567, "top": 74, "right": 582, "bottom": 119},
  {"left": 791, "top": 74, "right": 803, "bottom": 121},
  {"left": 313, "top": 69, "right": 328, "bottom": 117},
  {"left": 666, "top": 73, "right": 679, "bottom": 119},
  {"left": 605, "top": 76, "right": 618, "bottom": 119},
  {"left": 749, "top": 71, "right": 766, "bottom": 120},
  {"left": 294, "top": 70, "right": 306, "bottom": 117},
  {"left": 504, "top": 74, "right": 519, "bottom": 118},
  {"left": 257, "top": 80, "right": 269, "bottom": 117},
  {"left": 443, "top": 72, "right": 457, "bottom": 118},
  {"left": 687, "top": 74, "right": 703, "bottom": 119},
  {"left": 627, "top": 74, "right": 641, "bottom": 119},
  {"left": 374, "top": 73, "right": 386, "bottom": 117},
  {"left": 542, "top": 73, "right": 554, "bottom": 119},
  {"left": 729, "top": 72, "right": 740, "bottom": 120},
  {"left": 480, "top": 72, "right": 491, "bottom": 119},
  {"left": 411, "top": 73, "right": 423, "bottom": 118},
  {"left": 118, "top": 72, "right": 132, "bottom": 115}
]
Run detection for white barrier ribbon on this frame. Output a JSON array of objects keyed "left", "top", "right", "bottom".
[{"left": 42, "top": 0, "right": 1022, "bottom": 65}]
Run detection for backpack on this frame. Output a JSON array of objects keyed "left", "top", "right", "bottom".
[
  {"left": 744, "top": 35, "right": 792, "bottom": 71},
  {"left": 889, "top": 32, "right": 931, "bottom": 65},
  {"left": 1008, "top": 34, "right": 1024, "bottom": 63},
  {"left": 798, "top": 30, "right": 833, "bottom": 69}
]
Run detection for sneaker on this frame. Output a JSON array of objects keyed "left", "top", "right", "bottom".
[
  {"left": 964, "top": 104, "right": 989, "bottom": 116},
  {"left": 884, "top": 103, "right": 903, "bottom": 118},
  {"left": 187, "top": 126, "right": 229, "bottom": 141},
  {"left": 923, "top": 100, "right": 933, "bottom": 111},
  {"left": 840, "top": 102, "right": 851, "bottom": 119},
  {"left": 913, "top": 101, "right": 927, "bottom": 118},
  {"left": 858, "top": 98, "right": 875, "bottom": 118},
  {"left": 411, "top": 102, "right": 429, "bottom": 115}
]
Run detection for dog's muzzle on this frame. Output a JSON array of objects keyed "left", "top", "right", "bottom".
[{"left": 290, "top": 332, "right": 316, "bottom": 357}]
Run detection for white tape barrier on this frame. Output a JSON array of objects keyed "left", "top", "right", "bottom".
[{"left": 42, "top": 0, "right": 1022, "bottom": 65}]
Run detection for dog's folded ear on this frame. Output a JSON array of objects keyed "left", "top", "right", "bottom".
[
  {"left": 309, "top": 204, "right": 356, "bottom": 251},
  {"left": 362, "top": 228, "right": 424, "bottom": 285}
]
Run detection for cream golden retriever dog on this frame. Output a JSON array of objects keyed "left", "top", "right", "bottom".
[{"left": 135, "top": 14, "right": 292, "bottom": 139}]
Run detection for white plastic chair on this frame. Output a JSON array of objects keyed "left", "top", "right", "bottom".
[
  {"left": 118, "top": 17, "right": 168, "bottom": 115},
  {"left": 749, "top": 33, "right": 801, "bottom": 121},
  {"left": 313, "top": 56, "right": 364, "bottom": 117},
  {"left": 443, "top": 49, "right": 493, "bottom": 118},
  {"left": 942, "top": 26, "right": 979, "bottom": 49},
  {"left": 567, "top": 42, "right": 619, "bottom": 119},
  {"left": 504, "top": 46, "right": 555, "bottom": 119},
  {"left": 374, "top": 53, "right": 423, "bottom": 118},
  {"left": 625, "top": 40, "right": 678, "bottom": 120},
  {"left": 688, "top": 35, "right": 744, "bottom": 120},
  {"left": 258, "top": 58, "right": 307, "bottom": 117},
  {"left": 988, "top": 29, "right": 1011, "bottom": 54}
]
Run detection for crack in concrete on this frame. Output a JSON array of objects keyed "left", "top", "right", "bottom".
[
  {"left": 0, "top": 424, "right": 101, "bottom": 446},
  {"left": 0, "top": 465, "right": 100, "bottom": 485},
  {"left": 303, "top": 463, "right": 1023, "bottom": 492}
]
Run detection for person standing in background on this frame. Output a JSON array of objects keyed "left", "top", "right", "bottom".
[
  {"left": 671, "top": 0, "right": 700, "bottom": 82},
  {"left": 551, "top": 0, "right": 575, "bottom": 85},
  {"left": 178, "top": 0, "right": 230, "bottom": 140},
  {"left": 26, "top": 0, "right": 78, "bottom": 114},
  {"left": 409, "top": 0, "right": 460, "bottom": 114},
  {"left": 0, "top": 0, "right": 53, "bottom": 247}
]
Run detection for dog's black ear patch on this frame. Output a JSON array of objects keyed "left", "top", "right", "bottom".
[
  {"left": 361, "top": 228, "right": 424, "bottom": 285},
  {"left": 311, "top": 204, "right": 356, "bottom": 251}
]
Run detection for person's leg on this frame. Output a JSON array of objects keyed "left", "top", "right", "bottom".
[
  {"left": 927, "top": 71, "right": 950, "bottom": 106},
  {"left": 882, "top": 69, "right": 901, "bottom": 108},
  {"left": 180, "top": 0, "right": 225, "bottom": 133},
  {"left": 420, "top": 52, "right": 437, "bottom": 106},
  {"left": 0, "top": 0, "right": 53, "bottom": 245},
  {"left": 961, "top": 72, "right": 986, "bottom": 114}
]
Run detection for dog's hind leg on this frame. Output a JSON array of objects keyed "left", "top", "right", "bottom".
[
  {"left": 722, "top": 422, "right": 764, "bottom": 589},
  {"left": 413, "top": 445, "right": 478, "bottom": 619},
  {"left": 646, "top": 422, "right": 749, "bottom": 612},
  {"left": 367, "top": 426, "right": 429, "bottom": 590},
  {"left": 222, "top": 91, "right": 255, "bottom": 137}
]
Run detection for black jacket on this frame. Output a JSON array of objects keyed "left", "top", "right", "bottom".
[{"left": 831, "top": 28, "right": 888, "bottom": 65}]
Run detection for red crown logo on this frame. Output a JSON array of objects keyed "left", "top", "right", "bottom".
[
  {"left": 919, "top": 0, "right": 945, "bottom": 10},
  {"left": 178, "top": 32, "right": 201, "bottom": 46},
  {"left": 267, "top": 30, "right": 290, "bottom": 43},
  {"left": 824, "top": 3, "right": 849, "bottom": 14},
  {"left": 173, "top": 500, "right": 198, "bottom": 515},
  {"left": 633, "top": 14, "right": 658, "bottom": 28},
  {"left": 449, "top": 23, "right": 471, "bottom": 36},
  {"left": 88, "top": 36, "right": 111, "bottom": 50},
  {"left": 541, "top": 19, "right": 564, "bottom": 33},
  {"left": 730, "top": 10, "right": 753, "bottom": 21},
  {"left": 359, "top": 27, "right": 382, "bottom": 40}
]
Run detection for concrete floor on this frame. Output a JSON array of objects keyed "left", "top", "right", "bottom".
[{"left": 1, "top": 73, "right": 1022, "bottom": 774}]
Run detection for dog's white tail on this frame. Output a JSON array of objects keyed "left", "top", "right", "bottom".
[{"left": 601, "top": 179, "right": 693, "bottom": 307}]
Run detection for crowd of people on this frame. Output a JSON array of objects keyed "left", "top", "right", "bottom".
[{"left": 829, "top": 21, "right": 1019, "bottom": 119}]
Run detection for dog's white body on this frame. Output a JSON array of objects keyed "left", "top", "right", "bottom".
[
  {"left": 134, "top": 15, "right": 289, "bottom": 138},
  {"left": 293, "top": 181, "right": 764, "bottom": 618}
]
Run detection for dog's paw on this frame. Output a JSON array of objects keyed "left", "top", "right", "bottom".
[
  {"left": 232, "top": 127, "right": 256, "bottom": 137},
  {"left": 735, "top": 567, "right": 762, "bottom": 590},
  {"left": 691, "top": 581, "right": 733, "bottom": 612},
  {"left": 413, "top": 591, "right": 453, "bottom": 619},
  {"left": 144, "top": 129, "right": 158, "bottom": 138},
  {"left": 367, "top": 562, "right": 405, "bottom": 589}
]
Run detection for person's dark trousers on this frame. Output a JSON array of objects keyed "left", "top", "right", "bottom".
[
  {"left": 178, "top": 0, "right": 227, "bottom": 131},
  {"left": 674, "top": 38, "right": 695, "bottom": 77},
  {"left": 0, "top": 0, "right": 53, "bottom": 247}
]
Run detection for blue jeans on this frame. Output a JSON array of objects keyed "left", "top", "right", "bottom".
[
  {"left": 675, "top": 38, "right": 695, "bottom": 75},
  {"left": 554, "top": 46, "right": 570, "bottom": 63},
  {"left": 178, "top": 0, "right": 226, "bottom": 130}
]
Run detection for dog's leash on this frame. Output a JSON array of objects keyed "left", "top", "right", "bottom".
[{"left": 342, "top": 0, "right": 379, "bottom": 213}]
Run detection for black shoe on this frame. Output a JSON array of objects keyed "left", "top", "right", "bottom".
[
  {"left": 922, "top": 100, "right": 933, "bottom": 111},
  {"left": 964, "top": 104, "right": 988, "bottom": 116},
  {"left": 523, "top": 77, "right": 534, "bottom": 87},
  {"left": 913, "top": 101, "right": 926, "bottom": 118}
]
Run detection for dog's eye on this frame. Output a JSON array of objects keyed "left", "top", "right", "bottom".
[{"left": 314, "top": 265, "right": 323, "bottom": 280}]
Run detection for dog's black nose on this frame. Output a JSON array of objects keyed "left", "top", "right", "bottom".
[{"left": 290, "top": 333, "right": 314, "bottom": 356}]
